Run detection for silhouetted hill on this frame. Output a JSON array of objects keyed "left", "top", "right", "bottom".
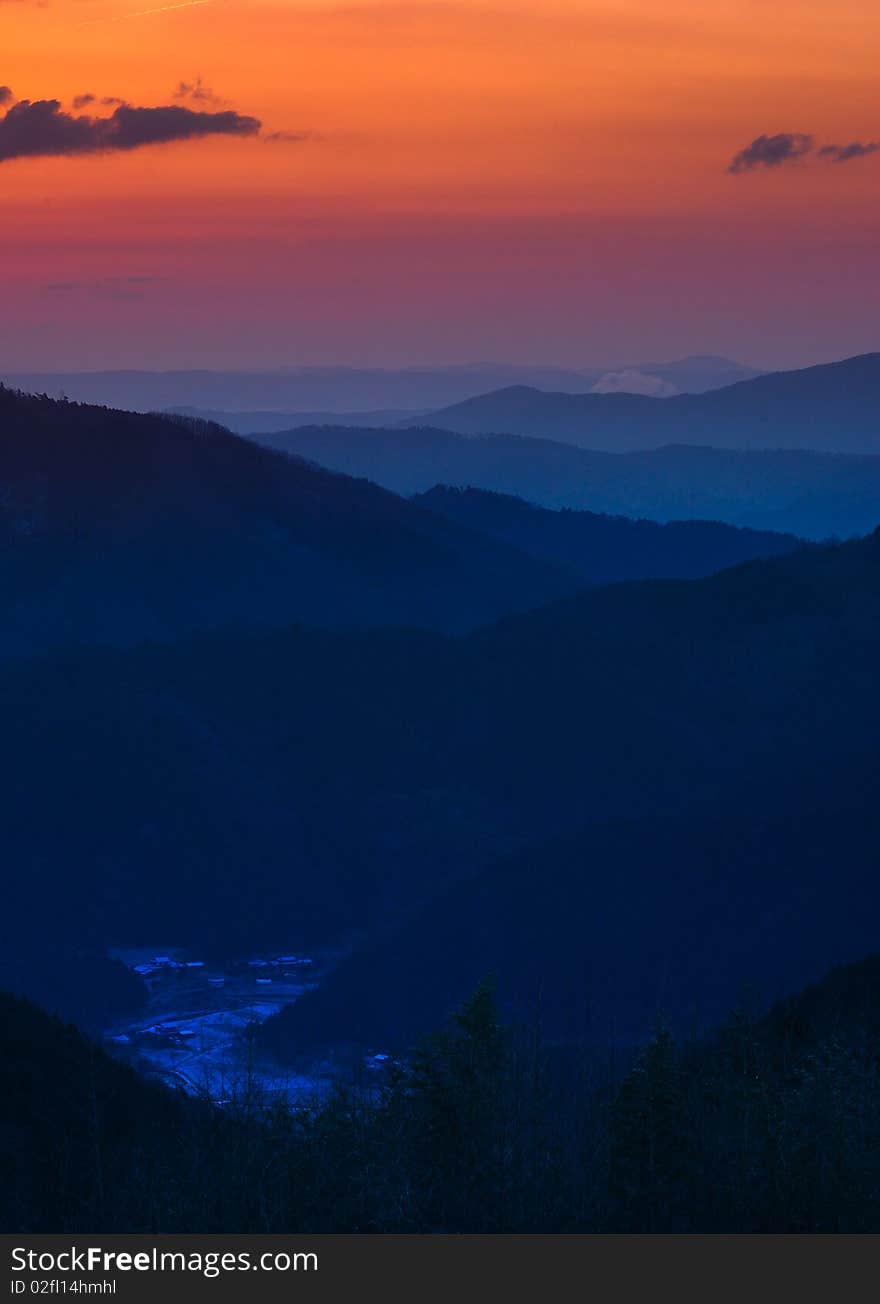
[
  {"left": 9, "top": 943, "right": 880, "bottom": 1234},
  {"left": 252, "top": 528, "right": 880, "bottom": 1054},
  {"left": 426, "top": 354, "right": 880, "bottom": 454},
  {"left": 5, "top": 530, "right": 880, "bottom": 1021},
  {"left": 255, "top": 425, "right": 880, "bottom": 540},
  {"left": 0, "top": 988, "right": 296, "bottom": 1233},
  {"left": 0, "top": 387, "right": 584, "bottom": 656},
  {"left": 263, "top": 767, "right": 880, "bottom": 1058},
  {"left": 412, "top": 486, "right": 801, "bottom": 582},
  {"left": 0, "top": 949, "right": 146, "bottom": 1034}
]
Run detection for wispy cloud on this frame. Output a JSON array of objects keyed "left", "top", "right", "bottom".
[
  {"left": 78, "top": 1, "right": 212, "bottom": 27},
  {"left": 264, "top": 130, "right": 316, "bottom": 144},
  {"left": 728, "top": 132, "right": 814, "bottom": 174},
  {"left": 818, "top": 140, "right": 880, "bottom": 164},
  {"left": 174, "top": 77, "right": 225, "bottom": 107},
  {"left": 0, "top": 87, "right": 14, "bottom": 107}
]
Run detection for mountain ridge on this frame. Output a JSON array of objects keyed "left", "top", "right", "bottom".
[
  {"left": 4, "top": 528, "right": 879, "bottom": 1012},
  {"left": 410, "top": 485, "right": 802, "bottom": 584},
  {"left": 1, "top": 354, "right": 762, "bottom": 415},
  {"left": 423, "top": 353, "right": 880, "bottom": 453},
  {"left": 0, "top": 386, "right": 582, "bottom": 655},
  {"left": 253, "top": 424, "right": 880, "bottom": 540}
]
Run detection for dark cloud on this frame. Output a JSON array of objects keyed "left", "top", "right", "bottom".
[
  {"left": 818, "top": 140, "right": 880, "bottom": 164},
  {"left": 72, "top": 93, "right": 95, "bottom": 110},
  {"left": 0, "top": 99, "right": 262, "bottom": 163},
  {"left": 728, "top": 132, "right": 813, "bottom": 174},
  {"left": 0, "top": 87, "right": 13, "bottom": 107},
  {"left": 174, "top": 78, "right": 225, "bottom": 106}
]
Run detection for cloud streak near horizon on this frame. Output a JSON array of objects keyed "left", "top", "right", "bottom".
[
  {"left": 729, "top": 132, "right": 879, "bottom": 174},
  {"left": 818, "top": 140, "right": 880, "bottom": 163},
  {"left": 0, "top": 98, "right": 262, "bottom": 163},
  {"left": 728, "top": 133, "right": 813, "bottom": 174}
]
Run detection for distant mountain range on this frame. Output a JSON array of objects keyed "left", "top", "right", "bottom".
[
  {"left": 166, "top": 405, "right": 432, "bottom": 434},
  {"left": 254, "top": 425, "right": 880, "bottom": 541},
  {"left": 0, "top": 355, "right": 761, "bottom": 418},
  {"left": 587, "top": 354, "right": 762, "bottom": 397},
  {"left": 423, "top": 353, "right": 880, "bottom": 453},
  {"left": 0, "top": 387, "right": 801, "bottom": 659},
  {"left": 158, "top": 359, "right": 760, "bottom": 432}
]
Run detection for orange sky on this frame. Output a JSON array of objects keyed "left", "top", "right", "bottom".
[{"left": 2, "top": 0, "right": 878, "bottom": 368}]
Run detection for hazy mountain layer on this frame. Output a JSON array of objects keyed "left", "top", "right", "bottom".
[
  {"left": 425, "top": 354, "right": 880, "bottom": 454},
  {"left": 412, "top": 486, "right": 801, "bottom": 582},
  {"left": 1, "top": 355, "right": 759, "bottom": 415},
  {"left": 254, "top": 425, "right": 880, "bottom": 540}
]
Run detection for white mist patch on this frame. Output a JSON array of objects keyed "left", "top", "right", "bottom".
[{"left": 590, "top": 369, "right": 679, "bottom": 397}]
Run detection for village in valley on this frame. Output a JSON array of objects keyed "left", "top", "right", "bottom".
[{"left": 102, "top": 948, "right": 328, "bottom": 1106}]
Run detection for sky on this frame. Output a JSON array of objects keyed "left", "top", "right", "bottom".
[{"left": 2, "top": 0, "right": 878, "bottom": 371}]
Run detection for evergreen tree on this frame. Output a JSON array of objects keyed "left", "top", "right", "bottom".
[
  {"left": 609, "top": 1027, "right": 692, "bottom": 1231},
  {"left": 402, "top": 979, "right": 512, "bottom": 1231}
]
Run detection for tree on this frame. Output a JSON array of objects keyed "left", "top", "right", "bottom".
[
  {"left": 401, "top": 979, "right": 512, "bottom": 1231},
  {"left": 609, "top": 1026, "right": 692, "bottom": 1231}
]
